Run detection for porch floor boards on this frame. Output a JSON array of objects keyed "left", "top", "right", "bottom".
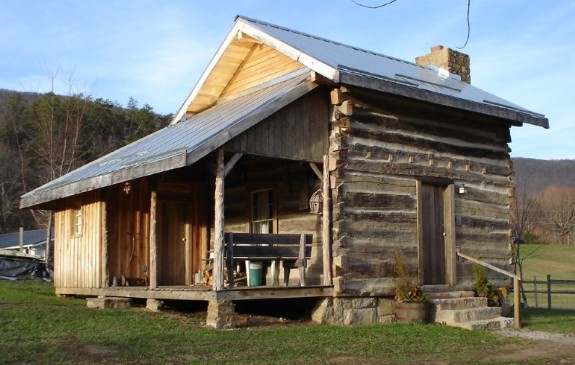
[{"left": 56, "top": 285, "right": 333, "bottom": 301}]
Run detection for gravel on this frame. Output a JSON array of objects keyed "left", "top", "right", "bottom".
[{"left": 496, "top": 329, "right": 575, "bottom": 345}]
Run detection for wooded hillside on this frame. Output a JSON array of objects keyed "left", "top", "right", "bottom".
[
  {"left": 0, "top": 89, "right": 171, "bottom": 233},
  {"left": 513, "top": 158, "right": 575, "bottom": 195}
]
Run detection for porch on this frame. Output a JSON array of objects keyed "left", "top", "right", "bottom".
[{"left": 56, "top": 284, "right": 333, "bottom": 302}]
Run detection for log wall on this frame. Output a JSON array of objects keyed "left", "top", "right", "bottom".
[{"left": 330, "top": 88, "right": 514, "bottom": 296}]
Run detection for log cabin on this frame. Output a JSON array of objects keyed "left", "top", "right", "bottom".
[{"left": 20, "top": 16, "right": 548, "bottom": 328}]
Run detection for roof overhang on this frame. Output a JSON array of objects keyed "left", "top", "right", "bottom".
[{"left": 339, "top": 71, "right": 549, "bottom": 128}]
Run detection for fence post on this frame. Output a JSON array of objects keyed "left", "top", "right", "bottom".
[
  {"left": 533, "top": 276, "right": 538, "bottom": 308},
  {"left": 514, "top": 277, "right": 521, "bottom": 329},
  {"left": 547, "top": 274, "right": 552, "bottom": 310}
]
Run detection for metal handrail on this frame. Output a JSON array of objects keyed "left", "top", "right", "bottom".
[{"left": 457, "top": 251, "right": 521, "bottom": 329}]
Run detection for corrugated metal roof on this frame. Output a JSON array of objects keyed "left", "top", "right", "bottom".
[
  {"left": 20, "top": 72, "right": 316, "bottom": 208},
  {"left": 236, "top": 16, "right": 547, "bottom": 128},
  {"left": 0, "top": 229, "right": 53, "bottom": 249}
]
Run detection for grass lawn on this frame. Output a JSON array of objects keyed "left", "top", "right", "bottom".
[
  {"left": 0, "top": 280, "right": 538, "bottom": 365},
  {"left": 520, "top": 243, "right": 575, "bottom": 280},
  {"left": 3, "top": 279, "right": 575, "bottom": 364},
  {"left": 515, "top": 244, "right": 575, "bottom": 309}
]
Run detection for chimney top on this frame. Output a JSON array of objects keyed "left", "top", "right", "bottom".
[{"left": 415, "top": 45, "right": 471, "bottom": 84}]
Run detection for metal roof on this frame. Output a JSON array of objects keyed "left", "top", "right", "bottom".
[
  {"left": 20, "top": 72, "right": 317, "bottom": 208},
  {"left": 0, "top": 229, "right": 53, "bottom": 249},
  {"left": 232, "top": 16, "right": 548, "bottom": 128}
]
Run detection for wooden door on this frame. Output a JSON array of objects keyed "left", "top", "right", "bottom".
[
  {"left": 420, "top": 183, "right": 447, "bottom": 285},
  {"left": 157, "top": 201, "right": 189, "bottom": 285}
]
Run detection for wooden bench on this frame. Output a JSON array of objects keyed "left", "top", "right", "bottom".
[{"left": 224, "top": 232, "right": 313, "bottom": 288}]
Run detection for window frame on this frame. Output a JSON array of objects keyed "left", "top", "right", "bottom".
[
  {"left": 250, "top": 189, "right": 274, "bottom": 234},
  {"left": 72, "top": 204, "right": 83, "bottom": 237}
]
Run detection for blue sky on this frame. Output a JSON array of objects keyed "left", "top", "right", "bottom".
[{"left": 1, "top": 0, "right": 573, "bottom": 159}]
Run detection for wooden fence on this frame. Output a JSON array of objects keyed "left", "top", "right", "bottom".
[{"left": 520, "top": 275, "right": 575, "bottom": 310}]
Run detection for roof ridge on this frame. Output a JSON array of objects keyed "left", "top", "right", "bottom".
[{"left": 236, "top": 15, "right": 418, "bottom": 69}]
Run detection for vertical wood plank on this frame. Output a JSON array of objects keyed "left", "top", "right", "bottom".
[
  {"left": 322, "top": 155, "right": 333, "bottom": 285},
  {"left": 149, "top": 190, "right": 158, "bottom": 289},
  {"left": 101, "top": 200, "right": 108, "bottom": 287},
  {"left": 444, "top": 184, "right": 456, "bottom": 286},
  {"left": 416, "top": 180, "right": 424, "bottom": 284},
  {"left": 213, "top": 148, "right": 225, "bottom": 291}
]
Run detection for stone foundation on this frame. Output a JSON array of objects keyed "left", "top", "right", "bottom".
[
  {"left": 312, "top": 297, "right": 395, "bottom": 325},
  {"left": 146, "top": 299, "right": 164, "bottom": 312},
  {"left": 206, "top": 300, "right": 236, "bottom": 329},
  {"left": 86, "top": 296, "right": 132, "bottom": 309}
]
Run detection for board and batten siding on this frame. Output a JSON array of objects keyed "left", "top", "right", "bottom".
[
  {"left": 225, "top": 89, "right": 329, "bottom": 163},
  {"left": 53, "top": 190, "right": 103, "bottom": 289},
  {"left": 329, "top": 89, "right": 514, "bottom": 296}
]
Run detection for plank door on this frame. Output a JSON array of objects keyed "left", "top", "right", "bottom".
[
  {"left": 157, "top": 200, "right": 189, "bottom": 285},
  {"left": 418, "top": 181, "right": 456, "bottom": 286}
]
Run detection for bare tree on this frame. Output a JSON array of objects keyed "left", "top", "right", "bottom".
[
  {"left": 12, "top": 75, "right": 91, "bottom": 226},
  {"left": 538, "top": 186, "right": 575, "bottom": 244},
  {"left": 510, "top": 173, "right": 541, "bottom": 280}
]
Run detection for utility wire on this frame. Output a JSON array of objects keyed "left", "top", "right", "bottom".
[
  {"left": 352, "top": 0, "right": 472, "bottom": 49},
  {"left": 457, "top": 0, "right": 471, "bottom": 49},
  {"left": 351, "top": 0, "right": 398, "bottom": 9}
]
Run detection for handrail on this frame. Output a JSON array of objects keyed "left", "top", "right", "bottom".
[
  {"left": 456, "top": 251, "right": 521, "bottom": 329},
  {"left": 457, "top": 252, "right": 520, "bottom": 280}
]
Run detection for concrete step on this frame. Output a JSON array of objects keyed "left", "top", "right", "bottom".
[
  {"left": 431, "top": 306, "right": 502, "bottom": 324},
  {"left": 451, "top": 317, "right": 514, "bottom": 330},
  {"left": 429, "top": 296, "right": 488, "bottom": 311}
]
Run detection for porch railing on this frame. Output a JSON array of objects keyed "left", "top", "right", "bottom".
[{"left": 456, "top": 251, "right": 521, "bottom": 329}]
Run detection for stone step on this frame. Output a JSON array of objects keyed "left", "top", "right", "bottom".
[
  {"left": 424, "top": 291, "right": 475, "bottom": 300},
  {"left": 431, "top": 306, "right": 502, "bottom": 324},
  {"left": 429, "top": 296, "right": 488, "bottom": 311},
  {"left": 451, "top": 317, "right": 514, "bottom": 330}
]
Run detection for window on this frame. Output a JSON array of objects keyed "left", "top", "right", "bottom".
[
  {"left": 251, "top": 189, "right": 273, "bottom": 233},
  {"left": 72, "top": 206, "right": 82, "bottom": 236}
]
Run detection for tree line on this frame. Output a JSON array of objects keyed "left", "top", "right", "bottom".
[{"left": 0, "top": 88, "right": 171, "bottom": 233}]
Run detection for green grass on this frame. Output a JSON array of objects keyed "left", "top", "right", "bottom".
[
  {"left": 522, "top": 307, "right": 575, "bottom": 333},
  {"left": 516, "top": 244, "right": 575, "bottom": 309},
  {"left": 521, "top": 244, "right": 575, "bottom": 280},
  {"left": 0, "top": 280, "right": 534, "bottom": 364}
]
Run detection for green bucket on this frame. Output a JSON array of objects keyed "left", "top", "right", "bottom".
[{"left": 248, "top": 262, "right": 263, "bottom": 286}]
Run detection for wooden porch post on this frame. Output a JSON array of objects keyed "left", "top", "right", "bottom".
[
  {"left": 149, "top": 190, "right": 158, "bottom": 289},
  {"left": 213, "top": 148, "right": 225, "bottom": 291},
  {"left": 322, "top": 155, "right": 333, "bottom": 285}
]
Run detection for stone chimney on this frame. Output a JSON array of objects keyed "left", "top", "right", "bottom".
[{"left": 415, "top": 45, "right": 471, "bottom": 84}]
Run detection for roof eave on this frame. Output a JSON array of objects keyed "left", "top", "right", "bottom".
[
  {"left": 19, "top": 149, "right": 188, "bottom": 209},
  {"left": 339, "top": 72, "right": 549, "bottom": 129}
]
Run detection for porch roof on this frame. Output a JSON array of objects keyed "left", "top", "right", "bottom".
[{"left": 20, "top": 71, "right": 317, "bottom": 208}]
